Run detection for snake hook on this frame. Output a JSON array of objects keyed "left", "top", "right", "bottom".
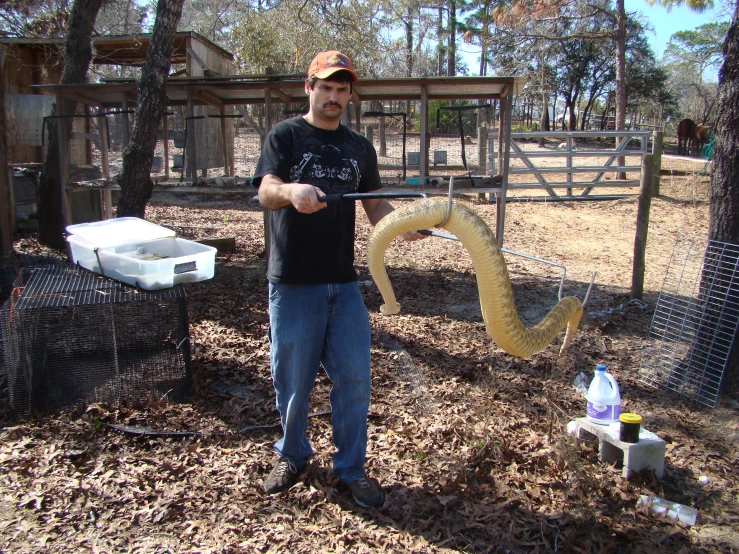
[{"left": 437, "top": 175, "right": 454, "bottom": 228}]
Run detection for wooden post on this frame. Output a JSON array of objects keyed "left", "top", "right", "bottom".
[
  {"left": 162, "top": 113, "right": 170, "bottom": 180},
  {"left": 631, "top": 153, "right": 654, "bottom": 300},
  {"left": 97, "top": 111, "right": 110, "bottom": 179},
  {"left": 0, "top": 50, "right": 12, "bottom": 256},
  {"left": 96, "top": 110, "right": 112, "bottom": 219},
  {"left": 264, "top": 88, "right": 273, "bottom": 134},
  {"left": 84, "top": 105, "right": 93, "bottom": 165},
  {"left": 379, "top": 108, "right": 386, "bottom": 157},
  {"left": 342, "top": 103, "right": 350, "bottom": 127},
  {"left": 121, "top": 94, "right": 130, "bottom": 147},
  {"left": 477, "top": 126, "right": 488, "bottom": 201},
  {"left": 477, "top": 126, "right": 488, "bottom": 171},
  {"left": 651, "top": 130, "right": 663, "bottom": 197},
  {"left": 186, "top": 92, "right": 196, "bottom": 182},
  {"left": 497, "top": 99, "right": 504, "bottom": 177},
  {"left": 219, "top": 107, "right": 231, "bottom": 176},
  {"left": 419, "top": 85, "right": 428, "bottom": 185},
  {"left": 57, "top": 93, "right": 72, "bottom": 227},
  {"left": 496, "top": 92, "right": 513, "bottom": 245},
  {"left": 263, "top": 88, "right": 274, "bottom": 265}
]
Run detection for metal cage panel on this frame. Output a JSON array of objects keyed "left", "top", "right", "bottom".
[
  {"left": 0, "top": 264, "right": 191, "bottom": 417},
  {"left": 640, "top": 235, "right": 739, "bottom": 408}
]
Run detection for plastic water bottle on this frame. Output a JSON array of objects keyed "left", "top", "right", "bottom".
[{"left": 586, "top": 365, "right": 621, "bottom": 424}]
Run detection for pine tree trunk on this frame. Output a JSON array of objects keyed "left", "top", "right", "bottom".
[
  {"left": 37, "top": 0, "right": 103, "bottom": 249},
  {"left": 708, "top": 3, "right": 739, "bottom": 395},
  {"left": 437, "top": 6, "right": 444, "bottom": 76},
  {"left": 539, "top": 50, "right": 549, "bottom": 139},
  {"left": 614, "top": 0, "right": 627, "bottom": 180},
  {"left": 447, "top": 0, "right": 456, "bottom": 76},
  {"left": 116, "top": 0, "right": 185, "bottom": 218}
]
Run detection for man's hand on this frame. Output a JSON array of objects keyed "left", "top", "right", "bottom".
[
  {"left": 401, "top": 230, "right": 428, "bottom": 241},
  {"left": 290, "top": 184, "right": 326, "bottom": 214},
  {"left": 360, "top": 195, "right": 430, "bottom": 241},
  {"left": 258, "top": 175, "right": 327, "bottom": 213}
]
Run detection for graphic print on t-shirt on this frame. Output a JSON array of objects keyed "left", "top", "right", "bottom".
[{"left": 288, "top": 131, "right": 363, "bottom": 194}]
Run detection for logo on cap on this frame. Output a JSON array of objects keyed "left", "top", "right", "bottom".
[
  {"left": 308, "top": 50, "right": 359, "bottom": 82},
  {"left": 326, "top": 53, "right": 349, "bottom": 68}
]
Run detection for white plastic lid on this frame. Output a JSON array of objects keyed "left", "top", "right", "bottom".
[{"left": 66, "top": 217, "right": 175, "bottom": 248}]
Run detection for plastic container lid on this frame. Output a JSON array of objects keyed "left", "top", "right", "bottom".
[
  {"left": 66, "top": 217, "right": 175, "bottom": 249},
  {"left": 619, "top": 413, "right": 642, "bottom": 424},
  {"left": 595, "top": 365, "right": 607, "bottom": 371}
]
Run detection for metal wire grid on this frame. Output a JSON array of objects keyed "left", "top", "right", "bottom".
[
  {"left": 12, "top": 170, "right": 38, "bottom": 204},
  {"left": 639, "top": 235, "right": 739, "bottom": 408},
  {"left": 0, "top": 264, "right": 191, "bottom": 417}
]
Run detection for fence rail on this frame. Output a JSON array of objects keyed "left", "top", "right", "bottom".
[{"left": 493, "top": 130, "right": 659, "bottom": 197}]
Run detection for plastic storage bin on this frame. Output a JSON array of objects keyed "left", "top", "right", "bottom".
[{"left": 66, "top": 217, "right": 216, "bottom": 290}]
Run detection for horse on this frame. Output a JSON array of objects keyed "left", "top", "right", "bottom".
[
  {"left": 695, "top": 125, "right": 714, "bottom": 156},
  {"left": 677, "top": 119, "right": 714, "bottom": 157},
  {"left": 677, "top": 118, "right": 696, "bottom": 156}
]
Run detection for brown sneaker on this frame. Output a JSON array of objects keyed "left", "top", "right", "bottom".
[
  {"left": 264, "top": 458, "right": 302, "bottom": 494},
  {"left": 346, "top": 475, "right": 385, "bottom": 508}
]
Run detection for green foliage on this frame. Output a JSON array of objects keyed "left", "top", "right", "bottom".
[
  {"left": 97, "top": 0, "right": 147, "bottom": 36},
  {"left": 511, "top": 123, "right": 538, "bottom": 132},
  {"left": 652, "top": 0, "right": 715, "bottom": 14},
  {"left": 229, "top": 0, "right": 394, "bottom": 77},
  {"left": 661, "top": 20, "right": 728, "bottom": 124},
  {"left": 230, "top": 5, "right": 313, "bottom": 74},
  {"left": 664, "top": 21, "right": 730, "bottom": 79},
  {"left": 0, "top": 0, "right": 71, "bottom": 37},
  {"left": 430, "top": 99, "right": 483, "bottom": 136},
  {"left": 623, "top": 16, "right": 673, "bottom": 109},
  {"left": 177, "top": 0, "right": 248, "bottom": 45}
]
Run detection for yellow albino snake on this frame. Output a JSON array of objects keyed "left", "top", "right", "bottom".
[{"left": 366, "top": 197, "right": 583, "bottom": 358}]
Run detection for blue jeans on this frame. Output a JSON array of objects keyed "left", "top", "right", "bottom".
[{"left": 268, "top": 281, "right": 371, "bottom": 483}]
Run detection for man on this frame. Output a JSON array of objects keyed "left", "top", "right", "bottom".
[{"left": 253, "top": 50, "right": 422, "bottom": 508}]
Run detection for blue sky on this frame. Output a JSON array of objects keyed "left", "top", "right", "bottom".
[
  {"left": 458, "top": 1, "right": 729, "bottom": 75},
  {"left": 625, "top": 0, "right": 726, "bottom": 58}
]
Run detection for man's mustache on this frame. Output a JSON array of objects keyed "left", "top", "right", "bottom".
[{"left": 323, "top": 102, "right": 342, "bottom": 108}]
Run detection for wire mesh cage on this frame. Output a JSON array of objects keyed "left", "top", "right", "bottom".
[
  {"left": 0, "top": 263, "right": 14, "bottom": 303},
  {"left": 639, "top": 235, "right": 739, "bottom": 408},
  {"left": 12, "top": 169, "right": 39, "bottom": 218},
  {"left": 0, "top": 264, "right": 191, "bottom": 417}
]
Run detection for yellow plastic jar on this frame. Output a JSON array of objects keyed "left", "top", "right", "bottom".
[{"left": 619, "top": 413, "right": 642, "bottom": 443}]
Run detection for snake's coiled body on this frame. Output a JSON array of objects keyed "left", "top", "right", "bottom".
[{"left": 367, "top": 198, "right": 583, "bottom": 358}]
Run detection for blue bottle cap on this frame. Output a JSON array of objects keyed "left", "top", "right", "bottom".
[{"left": 596, "top": 365, "right": 607, "bottom": 371}]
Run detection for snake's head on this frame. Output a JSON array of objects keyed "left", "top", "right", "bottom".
[
  {"left": 380, "top": 302, "right": 401, "bottom": 316},
  {"left": 559, "top": 307, "right": 584, "bottom": 356}
]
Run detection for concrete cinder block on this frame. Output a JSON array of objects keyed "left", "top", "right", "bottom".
[{"left": 574, "top": 417, "right": 666, "bottom": 479}]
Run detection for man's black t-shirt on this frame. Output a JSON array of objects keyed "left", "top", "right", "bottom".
[{"left": 253, "top": 116, "right": 382, "bottom": 284}]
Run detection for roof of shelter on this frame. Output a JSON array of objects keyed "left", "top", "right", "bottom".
[
  {"left": 37, "top": 74, "right": 528, "bottom": 108},
  {"left": 0, "top": 31, "right": 233, "bottom": 65}
]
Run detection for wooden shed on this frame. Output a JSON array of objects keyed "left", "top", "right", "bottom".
[
  {"left": 37, "top": 75, "right": 525, "bottom": 243},
  {"left": 0, "top": 38, "right": 62, "bottom": 165},
  {"left": 0, "top": 32, "right": 235, "bottom": 252},
  {"left": 1, "top": 32, "right": 233, "bottom": 165}
]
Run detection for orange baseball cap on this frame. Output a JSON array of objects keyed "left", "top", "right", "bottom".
[{"left": 308, "top": 51, "right": 359, "bottom": 82}]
